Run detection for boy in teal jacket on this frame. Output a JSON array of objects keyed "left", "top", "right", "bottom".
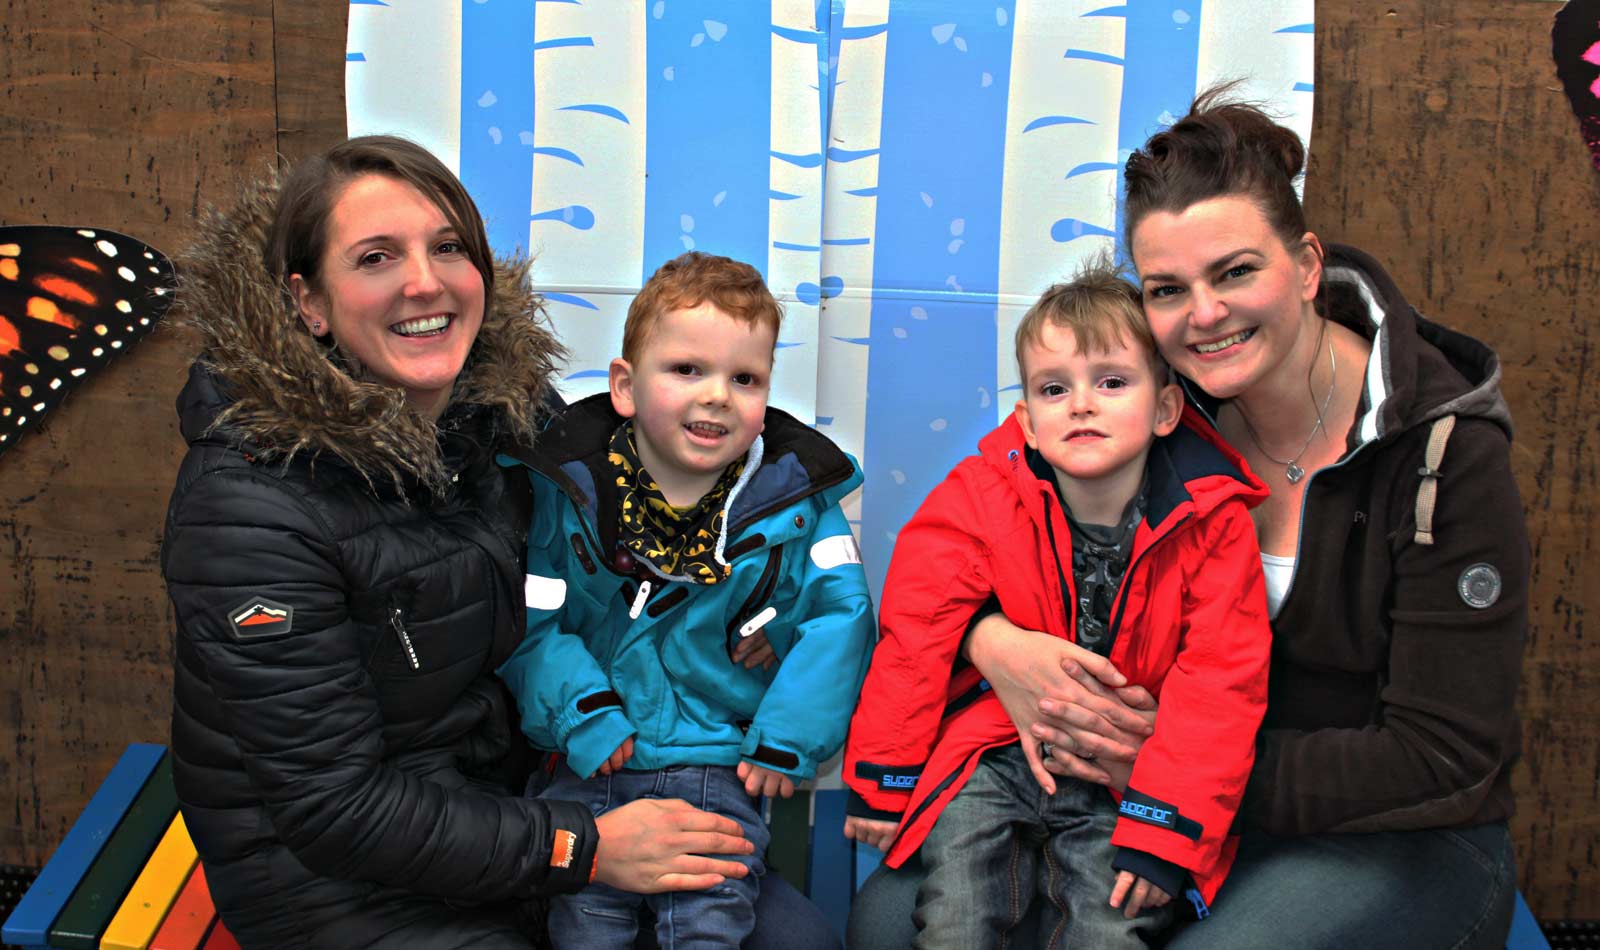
[{"left": 497, "top": 251, "right": 875, "bottom": 949}]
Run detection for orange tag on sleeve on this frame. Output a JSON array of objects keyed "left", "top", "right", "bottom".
[{"left": 551, "top": 829, "right": 578, "bottom": 869}]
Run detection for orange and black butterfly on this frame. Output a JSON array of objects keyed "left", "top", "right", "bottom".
[{"left": 0, "top": 225, "right": 175, "bottom": 459}]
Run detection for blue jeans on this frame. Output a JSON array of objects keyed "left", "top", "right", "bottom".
[
  {"left": 848, "top": 819, "right": 1516, "bottom": 950},
  {"left": 539, "top": 764, "right": 771, "bottom": 950},
  {"left": 915, "top": 746, "right": 1173, "bottom": 949}
]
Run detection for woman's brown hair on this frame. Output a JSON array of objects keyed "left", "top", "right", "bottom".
[
  {"left": 1123, "top": 83, "right": 1309, "bottom": 253},
  {"left": 265, "top": 135, "right": 496, "bottom": 314}
]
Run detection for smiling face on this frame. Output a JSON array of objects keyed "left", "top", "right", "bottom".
[
  {"left": 291, "top": 173, "right": 486, "bottom": 420},
  {"left": 1131, "top": 194, "right": 1323, "bottom": 402},
  {"left": 1015, "top": 322, "right": 1181, "bottom": 501},
  {"left": 609, "top": 301, "right": 775, "bottom": 507}
]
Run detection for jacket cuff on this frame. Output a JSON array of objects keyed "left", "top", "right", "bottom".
[
  {"left": 846, "top": 789, "right": 905, "bottom": 822},
  {"left": 1110, "top": 847, "right": 1189, "bottom": 904},
  {"left": 738, "top": 726, "right": 812, "bottom": 781},
  {"left": 562, "top": 708, "right": 635, "bottom": 780},
  {"left": 535, "top": 798, "right": 601, "bottom": 895}
]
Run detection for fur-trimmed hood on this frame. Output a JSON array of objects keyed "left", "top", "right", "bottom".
[{"left": 173, "top": 175, "right": 563, "bottom": 493}]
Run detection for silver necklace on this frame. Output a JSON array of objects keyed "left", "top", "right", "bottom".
[{"left": 1236, "top": 325, "right": 1336, "bottom": 484}]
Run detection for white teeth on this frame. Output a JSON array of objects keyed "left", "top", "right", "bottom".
[
  {"left": 1194, "top": 329, "right": 1253, "bottom": 354},
  {"left": 392, "top": 314, "right": 450, "bottom": 336}
]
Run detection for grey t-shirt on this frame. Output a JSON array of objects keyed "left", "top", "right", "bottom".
[{"left": 1058, "top": 480, "right": 1146, "bottom": 657}]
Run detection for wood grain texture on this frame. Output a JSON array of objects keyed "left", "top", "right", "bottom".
[
  {"left": 1304, "top": 1, "right": 1599, "bottom": 917},
  {"left": 0, "top": 0, "right": 1593, "bottom": 919},
  {"left": 272, "top": 0, "right": 348, "bottom": 166},
  {"left": 0, "top": 0, "right": 278, "bottom": 863}
]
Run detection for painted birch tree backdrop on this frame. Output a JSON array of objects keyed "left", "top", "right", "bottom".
[{"left": 346, "top": 0, "right": 1313, "bottom": 597}]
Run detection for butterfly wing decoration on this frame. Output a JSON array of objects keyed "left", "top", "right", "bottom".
[
  {"left": 1553, "top": 0, "right": 1600, "bottom": 171},
  {"left": 0, "top": 225, "right": 176, "bottom": 461}
]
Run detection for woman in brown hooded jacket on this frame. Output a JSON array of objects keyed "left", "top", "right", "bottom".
[{"left": 846, "top": 91, "right": 1526, "bottom": 950}]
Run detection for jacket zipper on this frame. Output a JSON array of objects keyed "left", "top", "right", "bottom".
[
  {"left": 1273, "top": 443, "right": 1375, "bottom": 612},
  {"left": 726, "top": 548, "right": 784, "bottom": 659},
  {"left": 901, "top": 747, "right": 983, "bottom": 833},
  {"left": 1041, "top": 486, "right": 1190, "bottom": 658},
  {"left": 390, "top": 606, "right": 421, "bottom": 670},
  {"left": 1105, "top": 512, "right": 1191, "bottom": 654},
  {"left": 1039, "top": 491, "right": 1077, "bottom": 639}
]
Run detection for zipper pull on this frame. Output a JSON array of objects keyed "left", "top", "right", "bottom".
[
  {"left": 629, "top": 579, "right": 653, "bottom": 620},
  {"left": 738, "top": 605, "right": 777, "bottom": 639},
  {"left": 390, "top": 607, "right": 421, "bottom": 670},
  {"left": 1185, "top": 886, "right": 1210, "bottom": 921}
]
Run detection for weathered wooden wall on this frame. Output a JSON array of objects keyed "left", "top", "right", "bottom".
[
  {"left": 1, "top": 0, "right": 1594, "bottom": 918},
  {"left": 1304, "top": 2, "right": 1600, "bottom": 917},
  {"left": 0, "top": 0, "right": 344, "bottom": 869}
]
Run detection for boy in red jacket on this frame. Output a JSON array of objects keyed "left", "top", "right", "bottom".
[{"left": 842, "top": 258, "right": 1272, "bottom": 948}]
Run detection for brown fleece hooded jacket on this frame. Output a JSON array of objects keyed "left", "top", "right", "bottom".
[{"left": 1188, "top": 244, "right": 1527, "bottom": 837}]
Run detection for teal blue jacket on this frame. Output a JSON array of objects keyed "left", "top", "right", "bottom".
[{"left": 497, "top": 394, "right": 875, "bottom": 782}]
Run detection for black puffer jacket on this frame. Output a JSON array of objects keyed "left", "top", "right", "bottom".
[{"left": 162, "top": 180, "right": 595, "bottom": 949}]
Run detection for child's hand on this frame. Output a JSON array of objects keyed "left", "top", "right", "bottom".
[
  {"left": 595, "top": 737, "right": 635, "bottom": 777},
  {"left": 1109, "top": 871, "right": 1171, "bottom": 919},
  {"left": 736, "top": 761, "right": 795, "bottom": 798},
  {"left": 731, "top": 631, "right": 778, "bottom": 670},
  {"left": 842, "top": 816, "right": 898, "bottom": 851}
]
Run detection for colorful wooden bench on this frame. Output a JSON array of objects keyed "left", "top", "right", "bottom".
[
  {"left": 3, "top": 746, "right": 1551, "bottom": 950},
  {"left": 2, "top": 745, "right": 237, "bottom": 950}
]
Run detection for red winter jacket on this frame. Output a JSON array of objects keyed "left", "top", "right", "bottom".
[{"left": 843, "top": 407, "right": 1271, "bottom": 904}]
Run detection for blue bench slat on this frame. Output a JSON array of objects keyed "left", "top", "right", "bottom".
[
  {"left": 852, "top": 839, "right": 883, "bottom": 893},
  {"left": 807, "top": 790, "right": 853, "bottom": 940},
  {"left": 1, "top": 743, "right": 167, "bottom": 948},
  {"left": 1506, "top": 891, "right": 1549, "bottom": 950}
]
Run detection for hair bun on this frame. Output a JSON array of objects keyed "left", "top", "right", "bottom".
[{"left": 1123, "top": 81, "right": 1310, "bottom": 252}]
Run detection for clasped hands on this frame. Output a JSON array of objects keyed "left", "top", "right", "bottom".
[{"left": 844, "top": 619, "right": 1168, "bottom": 917}]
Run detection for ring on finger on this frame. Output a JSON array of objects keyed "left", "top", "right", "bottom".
[{"left": 1039, "top": 742, "right": 1055, "bottom": 760}]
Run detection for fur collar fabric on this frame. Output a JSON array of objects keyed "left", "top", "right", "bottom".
[{"left": 173, "top": 174, "right": 564, "bottom": 493}]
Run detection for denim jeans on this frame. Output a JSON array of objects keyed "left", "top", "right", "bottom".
[
  {"left": 1163, "top": 821, "right": 1516, "bottom": 950},
  {"left": 539, "top": 763, "right": 771, "bottom": 950},
  {"left": 848, "top": 813, "right": 1516, "bottom": 950},
  {"left": 913, "top": 745, "right": 1173, "bottom": 950}
]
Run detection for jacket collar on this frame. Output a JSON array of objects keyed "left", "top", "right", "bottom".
[
  {"left": 172, "top": 175, "right": 564, "bottom": 494},
  {"left": 510, "top": 391, "right": 859, "bottom": 539},
  {"left": 982, "top": 407, "right": 1267, "bottom": 534}
]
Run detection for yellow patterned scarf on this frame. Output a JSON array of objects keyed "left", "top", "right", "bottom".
[{"left": 608, "top": 421, "right": 744, "bottom": 584}]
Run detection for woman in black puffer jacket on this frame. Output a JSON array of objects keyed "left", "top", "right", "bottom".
[{"left": 162, "top": 137, "right": 767, "bottom": 949}]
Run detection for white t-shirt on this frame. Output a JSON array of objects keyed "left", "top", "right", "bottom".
[{"left": 1261, "top": 552, "right": 1295, "bottom": 619}]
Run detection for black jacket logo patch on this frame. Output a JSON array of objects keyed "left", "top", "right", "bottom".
[{"left": 229, "top": 597, "right": 294, "bottom": 640}]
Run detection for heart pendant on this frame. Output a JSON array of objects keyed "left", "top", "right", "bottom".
[{"left": 1285, "top": 462, "right": 1305, "bottom": 484}]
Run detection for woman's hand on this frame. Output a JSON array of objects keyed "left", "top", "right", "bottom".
[
  {"left": 592, "top": 798, "right": 754, "bottom": 893},
  {"left": 1037, "top": 684, "right": 1157, "bottom": 792},
  {"left": 966, "top": 612, "right": 1156, "bottom": 794}
]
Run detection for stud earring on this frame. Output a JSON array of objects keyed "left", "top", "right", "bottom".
[{"left": 312, "top": 321, "right": 323, "bottom": 333}]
